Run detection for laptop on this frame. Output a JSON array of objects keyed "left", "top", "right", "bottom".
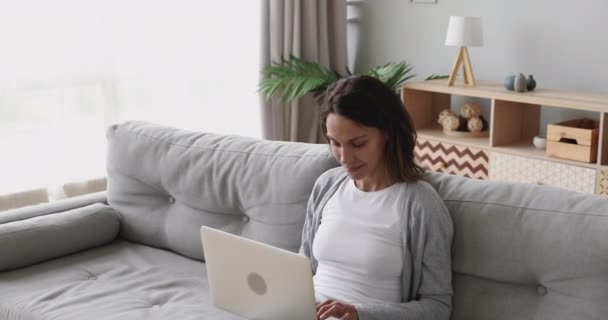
[{"left": 201, "top": 226, "right": 320, "bottom": 320}]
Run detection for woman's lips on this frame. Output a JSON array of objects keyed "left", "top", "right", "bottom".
[{"left": 345, "top": 164, "right": 364, "bottom": 173}]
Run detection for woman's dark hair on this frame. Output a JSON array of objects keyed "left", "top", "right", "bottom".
[{"left": 321, "top": 75, "right": 424, "bottom": 182}]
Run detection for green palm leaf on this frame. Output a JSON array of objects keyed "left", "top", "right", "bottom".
[
  {"left": 366, "top": 62, "right": 415, "bottom": 91},
  {"left": 258, "top": 55, "right": 340, "bottom": 103},
  {"left": 258, "top": 57, "right": 418, "bottom": 105},
  {"left": 425, "top": 74, "right": 449, "bottom": 81}
]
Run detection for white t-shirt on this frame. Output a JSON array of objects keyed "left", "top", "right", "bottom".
[{"left": 312, "top": 178, "right": 404, "bottom": 304}]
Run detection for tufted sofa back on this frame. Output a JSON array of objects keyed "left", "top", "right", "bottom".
[
  {"left": 423, "top": 172, "right": 608, "bottom": 320},
  {"left": 106, "top": 121, "right": 338, "bottom": 260}
]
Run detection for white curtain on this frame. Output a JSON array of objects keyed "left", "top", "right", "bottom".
[{"left": 0, "top": 0, "right": 261, "bottom": 210}]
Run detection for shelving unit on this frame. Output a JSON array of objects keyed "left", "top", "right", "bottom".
[{"left": 402, "top": 79, "right": 608, "bottom": 195}]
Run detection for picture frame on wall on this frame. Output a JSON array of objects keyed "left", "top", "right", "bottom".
[{"left": 411, "top": 0, "right": 437, "bottom": 3}]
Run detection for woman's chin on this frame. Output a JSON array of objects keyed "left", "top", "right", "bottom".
[{"left": 345, "top": 166, "right": 366, "bottom": 180}]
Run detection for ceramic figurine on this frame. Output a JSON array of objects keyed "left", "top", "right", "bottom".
[
  {"left": 514, "top": 73, "right": 527, "bottom": 92},
  {"left": 527, "top": 75, "right": 537, "bottom": 91},
  {"left": 504, "top": 75, "right": 515, "bottom": 91}
]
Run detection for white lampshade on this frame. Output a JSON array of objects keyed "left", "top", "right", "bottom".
[{"left": 445, "top": 16, "right": 483, "bottom": 47}]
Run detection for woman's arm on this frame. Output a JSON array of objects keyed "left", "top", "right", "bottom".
[
  {"left": 354, "top": 184, "right": 454, "bottom": 320},
  {"left": 299, "top": 189, "right": 316, "bottom": 260}
]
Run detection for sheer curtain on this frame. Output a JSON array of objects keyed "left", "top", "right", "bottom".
[{"left": 0, "top": 0, "right": 261, "bottom": 210}]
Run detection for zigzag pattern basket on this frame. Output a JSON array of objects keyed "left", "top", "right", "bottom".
[{"left": 415, "top": 138, "right": 489, "bottom": 180}]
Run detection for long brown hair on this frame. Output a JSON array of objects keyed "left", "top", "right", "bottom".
[{"left": 321, "top": 75, "right": 424, "bottom": 182}]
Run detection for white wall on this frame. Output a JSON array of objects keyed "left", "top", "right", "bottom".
[{"left": 350, "top": 0, "right": 608, "bottom": 134}]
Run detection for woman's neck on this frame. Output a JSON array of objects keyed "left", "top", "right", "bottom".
[{"left": 354, "top": 168, "right": 395, "bottom": 192}]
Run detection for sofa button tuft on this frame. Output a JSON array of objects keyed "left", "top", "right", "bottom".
[
  {"left": 536, "top": 285, "right": 547, "bottom": 296},
  {"left": 168, "top": 196, "right": 175, "bottom": 204},
  {"left": 242, "top": 216, "right": 250, "bottom": 223},
  {"left": 89, "top": 276, "right": 97, "bottom": 280},
  {"left": 152, "top": 304, "right": 160, "bottom": 308}
]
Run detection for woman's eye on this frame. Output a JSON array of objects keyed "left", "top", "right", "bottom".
[{"left": 353, "top": 142, "right": 366, "bottom": 148}]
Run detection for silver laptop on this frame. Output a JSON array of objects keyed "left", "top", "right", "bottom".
[{"left": 200, "top": 226, "right": 318, "bottom": 320}]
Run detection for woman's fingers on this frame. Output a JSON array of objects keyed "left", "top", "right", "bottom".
[
  {"left": 316, "top": 299, "right": 335, "bottom": 313},
  {"left": 319, "top": 304, "right": 343, "bottom": 319},
  {"left": 316, "top": 300, "right": 359, "bottom": 320}
]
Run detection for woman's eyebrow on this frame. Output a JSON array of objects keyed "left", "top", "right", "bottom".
[
  {"left": 350, "top": 135, "right": 367, "bottom": 142},
  {"left": 326, "top": 134, "right": 367, "bottom": 142}
]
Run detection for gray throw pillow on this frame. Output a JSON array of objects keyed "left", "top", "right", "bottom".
[{"left": 0, "top": 203, "right": 120, "bottom": 272}]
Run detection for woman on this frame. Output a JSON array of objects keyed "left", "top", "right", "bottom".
[{"left": 299, "top": 75, "right": 454, "bottom": 320}]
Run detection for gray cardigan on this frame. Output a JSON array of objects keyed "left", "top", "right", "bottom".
[{"left": 299, "top": 167, "right": 454, "bottom": 320}]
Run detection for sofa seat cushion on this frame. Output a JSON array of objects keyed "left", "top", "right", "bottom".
[{"left": 0, "top": 240, "right": 242, "bottom": 320}]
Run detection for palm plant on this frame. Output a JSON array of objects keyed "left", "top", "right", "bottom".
[{"left": 258, "top": 55, "right": 414, "bottom": 104}]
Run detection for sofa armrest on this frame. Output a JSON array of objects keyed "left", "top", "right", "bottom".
[
  {"left": 0, "top": 191, "right": 107, "bottom": 224},
  {"left": 0, "top": 203, "right": 120, "bottom": 272}
]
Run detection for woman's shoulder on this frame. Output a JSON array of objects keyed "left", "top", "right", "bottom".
[
  {"left": 399, "top": 178, "right": 451, "bottom": 217},
  {"left": 314, "top": 167, "right": 348, "bottom": 187},
  {"left": 399, "top": 178, "right": 443, "bottom": 202},
  {"left": 308, "top": 167, "right": 347, "bottom": 203}
]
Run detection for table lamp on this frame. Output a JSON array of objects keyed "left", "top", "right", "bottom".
[{"left": 445, "top": 16, "right": 483, "bottom": 86}]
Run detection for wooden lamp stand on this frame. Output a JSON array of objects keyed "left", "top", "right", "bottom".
[{"left": 448, "top": 46, "right": 475, "bottom": 86}]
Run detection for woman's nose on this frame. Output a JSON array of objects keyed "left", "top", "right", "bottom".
[{"left": 340, "top": 147, "right": 354, "bottom": 164}]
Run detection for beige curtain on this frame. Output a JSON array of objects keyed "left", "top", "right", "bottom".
[{"left": 260, "top": 0, "right": 348, "bottom": 142}]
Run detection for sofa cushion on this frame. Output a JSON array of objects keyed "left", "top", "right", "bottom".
[
  {"left": 0, "top": 240, "right": 242, "bottom": 320},
  {"left": 423, "top": 172, "right": 608, "bottom": 320},
  {"left": 0, "top": 203, "right": 119, "bottom": 272},
  {"left": 106, "top": 121, "right": 338, "bottom": 261}
]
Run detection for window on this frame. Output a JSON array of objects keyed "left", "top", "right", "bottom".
[{"left": 0, "top": 0, "right": 261, "bottom": 207}]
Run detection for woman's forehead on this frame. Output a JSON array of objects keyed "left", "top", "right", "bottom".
[{"left": 326, "top": 114, "right": 375, "bottom": 140}]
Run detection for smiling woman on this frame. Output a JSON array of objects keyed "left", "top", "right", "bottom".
[
  {"left": 301, "top": 75, "right": 454, "bottom": 320},
  {"left": 0, "top": 0, "right": 262, "bottom": 208}
]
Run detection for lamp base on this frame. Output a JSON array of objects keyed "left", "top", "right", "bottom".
[{"left": 448, "top": 47, "right": 476, "bottom": 86}]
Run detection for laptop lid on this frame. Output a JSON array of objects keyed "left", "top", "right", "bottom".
[{"left": 200, "top": 226, "right": 317, "bottom": 320}]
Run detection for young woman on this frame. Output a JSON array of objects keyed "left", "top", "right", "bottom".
[{"left": 299, "top": 75, "right": 454, "bottom": 320}]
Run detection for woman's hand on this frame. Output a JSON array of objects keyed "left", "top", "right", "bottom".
[{"left": 316, "top": 299, "right": 358, "bottom": 320}]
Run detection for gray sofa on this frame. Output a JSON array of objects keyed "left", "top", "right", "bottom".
[{"left": 1, "top": 121, "right": 606, "bottom": 320}]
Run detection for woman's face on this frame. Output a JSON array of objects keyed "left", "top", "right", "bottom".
[{"left": 325, "top": 113, "right": 388, "bottom": 183}]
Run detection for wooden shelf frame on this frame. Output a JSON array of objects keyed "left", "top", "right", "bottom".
[
  {"left": 404, "top": 79, "right": 608, "bottom": 112},
  {"left": 402, "top": 79, "right": 608, "bottom": 169}
]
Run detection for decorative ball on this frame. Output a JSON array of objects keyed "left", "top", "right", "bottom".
[
  {"left": 526, "top": 75, "right": 537, "bottom": 91},
  {"left": 504, "top": 75, "right": 515, "bottom": 91},
  {"left": 442, "top": 114, "right": 460, "bottom": 131},
  {"left": 437, "top": 109, "right": 454, "bottom": 126},
  {"left": 467, "top": 117, "right": 483, "bottom": 132},
  {"left": 514, "top": 73, "right": 527, "bottom": 92},
  {"left": 461, "top": 102, "right": 481, "bottom": 119}
]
